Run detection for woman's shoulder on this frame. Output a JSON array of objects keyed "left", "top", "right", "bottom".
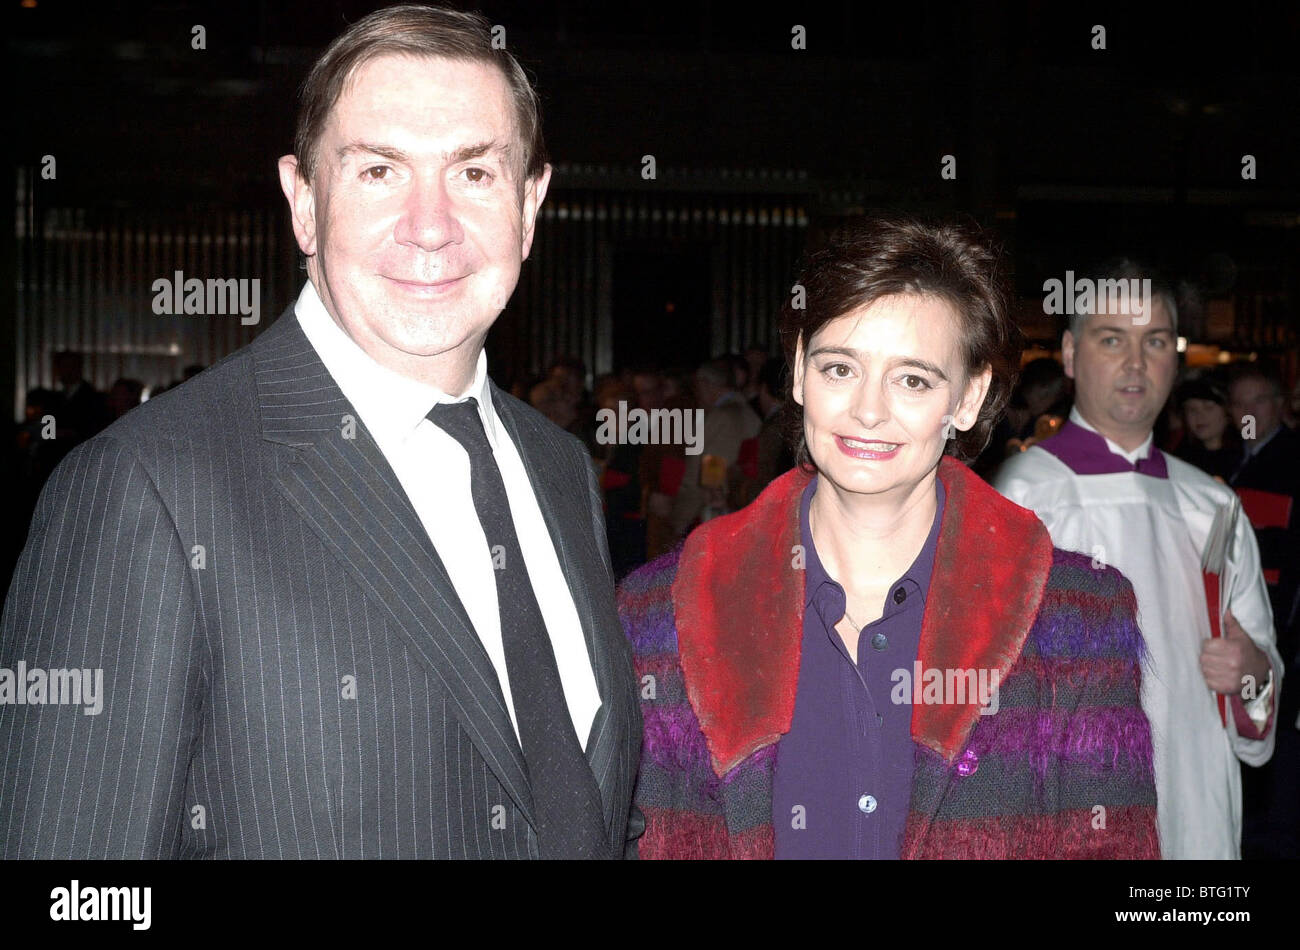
[
  {"left": 1030, "top": 546, "right": 1144, "bottom": 662},
  {"left": 616, "top": 545, "right": 685, "bottom": 659}
]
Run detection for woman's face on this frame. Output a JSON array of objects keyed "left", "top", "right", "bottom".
[
  {"left": 1183, "top": 397, "right": 1228, "bottom": 444},
  {"left": 792, "top": 293, "right": 991, "bottom": 500}
]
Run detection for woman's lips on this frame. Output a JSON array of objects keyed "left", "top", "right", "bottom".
[{"left": 835, "top": 434, "right": 902, "bottom": 460}]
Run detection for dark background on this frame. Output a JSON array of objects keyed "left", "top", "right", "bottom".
[{"left": 7, "top": 0, "right": 1300, "bottom": 405}]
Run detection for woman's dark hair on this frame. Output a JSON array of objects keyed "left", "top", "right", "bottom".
[{"left": 777, "top": 215, "right": 1022, "bottom": 467}]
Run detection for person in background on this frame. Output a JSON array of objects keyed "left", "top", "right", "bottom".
[
  {"left": 973, "top": 356, "right": 1071, "bottom": 479},
  {"left": 106, "top": 378, "right": 145, "bottom": 421},
  {"left": 667, "top": 357, "right": 761, "bottom": 539},
  {"left": 1226, "top": 362, "right": 1300, "bottom": 859},
  {"left": 1172, "top": 375, "right": 1238, "bottom": 482},
  {"left": 729, "top": 356, "right": 795, "bottom": 510},
  {"left": 50, "top": 350, "right": 110, "bottom": 444},
  {"left": 592, "top": 377, "right": 646, "bottom": 578},
  {"left": 530, "top": 377, "right": 578, "bottom": 431}
]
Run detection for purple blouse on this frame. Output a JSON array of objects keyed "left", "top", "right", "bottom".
[{"left": 772, "top": 474, "right": 945, "bottom": 859}]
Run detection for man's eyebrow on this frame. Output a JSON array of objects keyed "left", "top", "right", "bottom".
[
  {"left": 806, "top": 345, "right": 949, "bottom": 381},
  {"left": 448, "top": 140, "right": 512, "bottom": 165},
  {"left": 1089, "top": 324, "right": 1174, "bottom": 336},
  {"left": 337, "top": 142, "right": 409, "bottom": 164},
  {"left": 335, "top": 140, "right": 513, "bottom": 166}
]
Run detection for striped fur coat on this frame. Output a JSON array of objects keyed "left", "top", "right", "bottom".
[{"left": 618, "top": 457, "right": 1160, "bottom": 859}]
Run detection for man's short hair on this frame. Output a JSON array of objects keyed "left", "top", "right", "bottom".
[
  {"left": 1067, "top": 257, "right": 1179, "bottom": 339},
  {"left": 1228, "top": 361, "right": 1285, "bottom": 399},
  {"left": 293, "top": 4, "right": 546, "bottom": 183}
]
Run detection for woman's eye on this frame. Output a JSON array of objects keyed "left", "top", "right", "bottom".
[
  {"left": 901, "top": 374, "right": 931, "bottom": 390},
  {"left": 823, "top": 363, "right": 852, "bottom": 379}
]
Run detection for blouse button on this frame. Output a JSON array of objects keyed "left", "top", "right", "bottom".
[{"left": 858, "top": 794, "right": 878, "bottom": 814}]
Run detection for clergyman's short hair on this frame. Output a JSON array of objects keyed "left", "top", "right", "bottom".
[
  {"left": 1067, "top": 257, "right": 1179, "bottom": 339},
  {"left": 293, "top": 4, "right": 546, "bottom": 183}
]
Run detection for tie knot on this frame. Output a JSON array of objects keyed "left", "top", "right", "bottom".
[{"left": 427, "top": 398, "right": 490, "bottom": 455}]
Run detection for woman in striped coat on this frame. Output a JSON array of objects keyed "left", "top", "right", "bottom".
[{"left": 618, "top": 218, "right": 1159, "bottom": 859}]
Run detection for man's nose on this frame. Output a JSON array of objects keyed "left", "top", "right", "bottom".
[
  {"left": 394, "top": 173, "right": 464, "bottom": 251},
  {"left": 1122, "top": 337, "right": 1147, "bottom": 372}
]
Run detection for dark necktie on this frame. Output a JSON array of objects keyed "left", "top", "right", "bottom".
[{"left": 427, "top": 397, "right": 609, "bottom": 859}]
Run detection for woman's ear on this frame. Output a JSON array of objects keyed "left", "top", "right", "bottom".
[
  {"left": 791, "top": 336, "right": 806, "bottom": 406},
  {"left": 955, "top": 364, "right": 994, "bottom": 430}
]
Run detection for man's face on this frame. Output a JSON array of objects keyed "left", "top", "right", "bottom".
[
  {"left": 1229, "top": 377, "right": 1283, "bottom": 441},
  {"left": 1062, "top": 299, "right": 1178, "bottom": 448},
  {"left": 791, "top": 294, "right": 990, "bottom": 501},
  {"left": 279, "top": 54, "right": 550, "bottom": 383}
]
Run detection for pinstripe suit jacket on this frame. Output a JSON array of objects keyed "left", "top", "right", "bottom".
[{"left": 0, "top": 306, "right": 642, "bottom": 859}]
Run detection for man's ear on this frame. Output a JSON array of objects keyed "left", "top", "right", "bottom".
[
  {"left": 1061, "top": 329, "right": 1077, "bottom": 379},
  {"left": 520, "top": 163, "right": 552, "bottom": 262},
  {"left": 278, "top": 155, "right": 317, "bottom": 257},
  {"left": 791, "top": 336, "right": 806, "bottom": 406}
]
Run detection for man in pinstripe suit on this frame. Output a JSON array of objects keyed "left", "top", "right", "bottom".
[{"left": 0, "top": 5, "right": 642, "bottom": 859}]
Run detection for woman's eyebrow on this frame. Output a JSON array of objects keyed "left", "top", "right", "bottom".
[{"left": 807, "top": 346, "right": 948, "bottom": 381}]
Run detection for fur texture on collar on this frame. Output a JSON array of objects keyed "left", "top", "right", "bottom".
[{"left": 672, "top": 456, "right": 1054, "bottom": 775}]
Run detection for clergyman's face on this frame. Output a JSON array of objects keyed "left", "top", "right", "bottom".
[
  {"left": 279, "top": 54, "right": 550, "bottom": 382},
  {"left": 791, "top": 294, "right": 990, "bottom": 501},
  {"left": 1062, "top": 299, "right": 1178, "bottom": 447}
]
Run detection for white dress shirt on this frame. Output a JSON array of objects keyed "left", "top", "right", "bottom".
[{"left": 294, "top": 281, "right": 601, "bottom": 747}]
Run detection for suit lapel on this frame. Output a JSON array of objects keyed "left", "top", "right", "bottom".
[
  {"left": 490, "top": 384, "right": 637, "bottom": 843},
  {"left": 250, "top": 308, "right": 536, "bottom": 829}
]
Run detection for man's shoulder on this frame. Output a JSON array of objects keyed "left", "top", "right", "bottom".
[
  {"left": 992, "top": 444, "right": 1072, "bottom": 491},
  {"left": 1162, "top": 450, "right": 1236, "bottom": 501},
  {"left": 490, "top": 384, "right": 589, "bottom": 465},
  {"left": 103, "top": 347, "right": 258, "bottom": 449}
]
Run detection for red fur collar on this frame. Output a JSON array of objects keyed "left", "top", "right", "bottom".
[{"left": 672, "top": 456, "right": 1054, "bottom": 775}]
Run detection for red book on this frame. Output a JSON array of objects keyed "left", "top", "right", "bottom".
[{"left": 1236, "top": 487, "right": 1293, "bottom": 530}]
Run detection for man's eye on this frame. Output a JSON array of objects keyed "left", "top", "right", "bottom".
[
  {"left": 463, "top": 167, "right": 492, "bottom": 184},
  {"left": 362, "top": 165, "right": 391, "bottom": 181},
  {"left": 1101, "top": 337, "right": 1119, "bottom": 345},
  {"left": 1149, "top": 337, "right": 1167, "bottom": 348}
]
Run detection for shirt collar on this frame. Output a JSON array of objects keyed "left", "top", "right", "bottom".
[
  {"left": 293, "top": 280, "right": 498, "bottom": 450},
  {"left": 1069, "top": 406, "right": 1153, "bottom": 464},
  {"left": 799, "top": 472, "right": 946, "bottom": 611},
  {"left": 1246, "top": 424, "right": 1283, "bottom": 458}
]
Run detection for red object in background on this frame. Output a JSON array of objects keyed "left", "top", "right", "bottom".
[
  {"left": 1202, "top": 570, "right": 1228, "bottom": 728},
  {"left": 1237, "top": 487, "right": 1293, "bottom": 530},
  {"left": 737, "top": 438, "right": 759, "bottom": 480},
  {"left": 1236, "top": 487, "right": 1291, "bottom": 585},
  {"left": 659, "top": 456, "right": 686, "bottom": 496},
  {"left": 601, "top": 468, "right": 631, "bottom": 492}
]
